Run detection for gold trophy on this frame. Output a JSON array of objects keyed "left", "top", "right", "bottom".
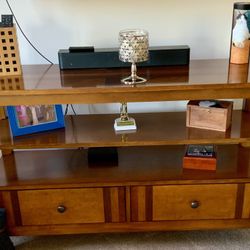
[{"left": 114, "top": 103, "right": 136, "bottom": 131}]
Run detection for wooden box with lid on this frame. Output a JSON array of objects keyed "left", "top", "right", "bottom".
[{"left": 186, "top": 100, "right": 233, "bottom": 132}]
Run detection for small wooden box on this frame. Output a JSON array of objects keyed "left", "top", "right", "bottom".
[
  {"left": 183, "top": 156, "right": 217, "bottom": 171},
  {"left": 186, "top": 100, "right": 233, "bottom": 132},
  {"left": 183, "top": 145, "right": 217, "bottom": 171}
]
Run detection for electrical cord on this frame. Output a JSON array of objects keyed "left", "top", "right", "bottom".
[
  {"left": 65, "top": 104, "right": 77, "bottom": 115},
  {"left": 5, "top": 0, "right": 53, "bottom": 64},
  {"left": 70, "top": 104, "right": 77, "bottom": 115},
  {"left": 65, "top": 104, "right": 69, "bottom": 115}
]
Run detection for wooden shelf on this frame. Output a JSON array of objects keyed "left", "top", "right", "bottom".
[
  {"left": 0, "top": 111, "right": 250, "bottom": 149},
  {"left": 0, "top": 60, "right": 250, "bottom": 105},
  {"left": 0, "top": 144, "right": 248, "bottom": 189}
]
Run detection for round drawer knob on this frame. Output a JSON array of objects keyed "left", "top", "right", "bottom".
[
  {"left": 57, "top": 205, "right": 66, "bottom": 213},
  {"left": 190, "top": 200, "right": 200, "bottom": 209}
]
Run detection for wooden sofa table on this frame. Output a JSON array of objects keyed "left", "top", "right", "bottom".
[{"left": 1, "top": 59, "right": 250, "bottom": 246}]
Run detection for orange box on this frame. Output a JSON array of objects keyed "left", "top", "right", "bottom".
[
  {"left": 183, "top": 145, "right": 217, "bottom": 171},
  {"left": 183, "top": 155, "right": 217, "bottom": 171},
  {"left": 186, "top": 100, "right": 233, "bottom": 132}
]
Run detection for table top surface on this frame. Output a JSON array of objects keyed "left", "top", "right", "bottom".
[
  {"left": 0, "top": 59, "right": 249, "bottom": 91},
  {"left": 1, "top": 59, "right": 250, "bottom": 105}
]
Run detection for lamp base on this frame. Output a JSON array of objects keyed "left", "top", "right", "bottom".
[
  {"left": 114, "top": 117, "right": 137, "bottom": 131},
  {"left": 121, "top": 75, "right": 147, "bottom": 85}
]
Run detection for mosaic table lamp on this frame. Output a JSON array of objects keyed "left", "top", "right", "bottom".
[{"left": 119, "top": 29, "right": 149, "bottom": 85}]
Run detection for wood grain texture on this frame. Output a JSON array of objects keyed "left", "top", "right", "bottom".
[
  {"left": 118, "top": 187, "right": 126, "bottom": 222},
  {"left": 0, "top": 107, "right": 5, "bottom": 120},
  {"left": 1, "top": 60, "right": 250, "bottom": 236},
  {"left": 0, "top": 145, "right": 249, "bottom": 190},
  {"left": 0, "top": 60, "right": 250, "bottom": 105},
  {"left": 186, "top": 100, "right": 233, "bottom": 132},
  {"left": 18, "top": 188, "right": 105, "bottom": 225},
  {"left": 228, "top": 63, "right": 249, "bottom": 84},
  {"left": 131, "top": 186, "right": 152, "bottom": 222},
  {"left": 8, "top": 219, "right": 250, "bottom": 236},
  {"left": 235, "top": 184, "right": 245, "bottom": 219},
  {"left": 0, "top": 75, "right": 24, "bottom": 91},
  {"left": 0, "top": 111, "right": 250, "bottom": 150},
  {"left": 243, "top": 100, "right": 250, "bottom": 111},
  {"left": 136, "top": 187, "right": 146, "bottom": 222},
  {"left": 103, "top": 187, "right": 126, "bottom": 223},
  {"left": 0, "top": 25, "right": 22, "bottom": 77},
  {"left": 183, "top": 156, "right": 217, "bottom": 171},
  {"left": 152, "top": 184, "right": 237, "bottom": 221},
  {"left": 126, "top": 186, "right": 131, "bottom": 222},
  {"left": 242, "top": 184, "right": 250, "bottom": 218},
  {"left": 11, "top": 191, "right": 22, "bottom": 226},
  {"left": 230, "top": 40, "right": 250, "bottom": 64},
  {"left": 103, "top": 188, "right": 112, "bottom": 222}
]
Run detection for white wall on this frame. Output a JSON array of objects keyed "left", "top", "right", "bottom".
[{"left": 0, "top": 0, "right": 242, "bottom": 113}]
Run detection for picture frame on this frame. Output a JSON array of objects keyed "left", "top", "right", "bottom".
[{"left": 7, "top": 105, "right": 65, "bottom": 136}]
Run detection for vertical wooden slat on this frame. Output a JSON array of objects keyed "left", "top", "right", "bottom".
[
  {"left": 137, "top": 186, "right": 146, "bottom": 221},
  {"left": 131, "top": 186, "right": 138, "bottom": 222},
  {"left": 235, "top": 184, "right": 245, "bottom": 219},
  {"left": 2, "top": 152, "right": 17, "bottom": 182},
  {"left": 126, "top": 186, "right": 131, "bottom": 222},
  {"left": 11, "top": 191, "right": 22, "bottom": 226},
  {"left": 0, "top": 107, "right": 5, "bottom": 120},
  {"left": 103, "top": 188, "right": 112, "bottom": 222},
  {"left": 243, "top": 99, "right": 250, "bottom": 112},
  {"left": 242, "top": 184, "right": 250, "bottom": 218},
  {"left": 145, "top": 186, "right": 153, "bottom": 221},
  {"left": 110, "top": 187, "right": 119, "bottom": 222},
  {"left": 118, "top": 187, "right": 126, "bottom": 222}
]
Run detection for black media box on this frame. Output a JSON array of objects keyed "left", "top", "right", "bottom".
[{"left": 58, "top": 45, "right": 190, "bottom": 70}]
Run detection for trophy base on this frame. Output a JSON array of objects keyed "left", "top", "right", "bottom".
[
  {"left": 114, "top": 117, "right": 137, "bottom": 131},
  {"left": 121, "top": 76, "right": 146, "bottom": 85}
]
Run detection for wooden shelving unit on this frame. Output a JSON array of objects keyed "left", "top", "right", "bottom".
[{"left": 1, "top": 59, "right": 250, "bottom": 238}]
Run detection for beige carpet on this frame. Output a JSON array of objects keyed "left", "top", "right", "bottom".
[{"left": 11, "top": 230, "right": 250, "bottom": 249}]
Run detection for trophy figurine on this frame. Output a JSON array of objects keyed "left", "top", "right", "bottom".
[
  {"left": 114, "top": 103, "right": 136, "bottom": 131},
  {"left": 119, "top": 29, "right": 149, "bottom": 85}
]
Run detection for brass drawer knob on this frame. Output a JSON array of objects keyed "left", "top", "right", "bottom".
[
  {"left": 57, "top": 205, "right": 66, "bottom": 213},
  {"left": 190, "top": 200, "right": 200, "bottom": 209}
]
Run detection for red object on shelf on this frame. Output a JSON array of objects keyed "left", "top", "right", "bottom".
[{"left": 183, "top": 155, "right": 217, "bottom": 171}]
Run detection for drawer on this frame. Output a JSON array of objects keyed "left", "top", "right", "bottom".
[
  {"left": 18, "top": 188, "right": 105, "bottom": 225},
  {"left": 153, "top": 184, "right": 237, "bottom": 221}
]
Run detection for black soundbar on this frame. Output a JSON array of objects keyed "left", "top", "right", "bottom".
[{"left": 58, "top": 46, "right": 190, "bottom": 70}]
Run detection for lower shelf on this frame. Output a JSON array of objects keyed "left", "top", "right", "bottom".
[{"left": 0, "top": 144, "right": 249, "bottom": 189}]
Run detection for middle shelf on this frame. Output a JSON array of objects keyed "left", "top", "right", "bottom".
[{"left": 0, "top": 110, "right": 250, "bottom": 149}]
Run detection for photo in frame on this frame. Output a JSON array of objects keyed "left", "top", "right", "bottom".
[{"left": 7, "top": 105, "right": 65, "bottom": 136}]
